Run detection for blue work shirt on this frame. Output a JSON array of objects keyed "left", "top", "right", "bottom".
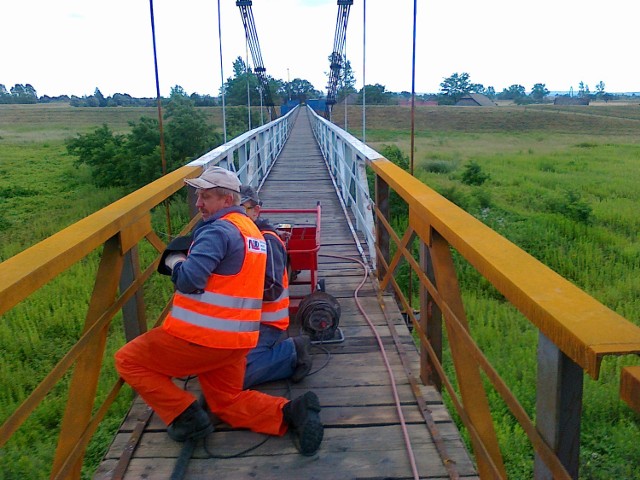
[
  {"left": 256, "top": 218, "right": 287, "bottom": 301},
  {"left": 171, "top": 206, "right": 248, "bottom": 293}
]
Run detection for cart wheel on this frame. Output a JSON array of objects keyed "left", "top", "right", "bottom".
[
  {"left": 296, "top": 291, "right": 341, "bottom": 342},
  {"left": 316, "top": 278, "right": 326, "bottom": 292}
]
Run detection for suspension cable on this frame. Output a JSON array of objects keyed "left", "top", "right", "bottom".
[
  {"left": 344, "top": 42, "right": 348, "bottom": 130},
  {"left": 245, "top": 39, "right": 252, "bottom": 130},
  {"left": 217, "top": 0, "right": 227, "bottom": 143},
  {"left": 406, "top": 0, "right": 418, "bottom": 323},
  {"left": 410, "top": 0, "right": 417, "bottom": 177},
  {"left": 148, "top": 0, "right": 172, "bottom": 238},
  {"left": 325, "top": 0, "right": 353, "bottom": 117},
  {"left": 236, "top": 1, "right": 277, "bottom": 119},
  {"left": 362, "top": 0, "right": 366, "bottom": 143}
]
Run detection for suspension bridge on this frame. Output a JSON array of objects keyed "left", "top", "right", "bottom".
[
  {"left": 92, "top": 106, "right": 478, "bottom": 480},
  {"left": 1, "top": 1, "right": 640, "bottom": 479}
]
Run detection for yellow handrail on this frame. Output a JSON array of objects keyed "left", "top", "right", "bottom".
[
  {"left": 370, "top": 157, "right": 640, "bottom": 378},
  {"left": 368, "top": 156, "right": 640, "bottom": 478},
  {"left": 0, "top": 165, "right": 199, "bottom": 317},
  {"left": 0, "top": 164, "right": 200, "bottom": 479}
]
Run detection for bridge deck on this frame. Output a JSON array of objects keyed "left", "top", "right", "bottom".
[{"left": 94, "top": 108, "right": 478, "bottom": 479}]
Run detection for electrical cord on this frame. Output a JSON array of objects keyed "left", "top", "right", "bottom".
[
  {"left": 170, "top": 260, "right": 420, "bottom": 480},
  {"left": 203, "top": 429, "right": 271, "bottom": 460},
  {"left": 202, "top": 339, "right": 331, "bottom": 459},
  {"left": 305, "top": 343, "right": 331, "bottom": 377},
  {"left": 319, "top": 252, "right": 421, "bottom": 480}
]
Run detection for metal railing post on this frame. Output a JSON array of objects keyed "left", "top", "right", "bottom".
[
  {"left": 119, "top": 247, "right": 147, "bottom": 341},
  {"left": 419, "top": 242, "right": 442, "bottom": 390},
  {"left": 51, "top": 236, "right": 124, "bottom": 479},
  {"left": 534, "top": 332, "right": 583, "bottom": 479},
  {"left": 430, "top": 229, "right": 506, "bottom": 478},
  {"left": 375, "top": 175, "right": 390, "bottom": 284}
]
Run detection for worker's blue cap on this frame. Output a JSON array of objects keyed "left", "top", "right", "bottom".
[{"left": 240, "top": 185, "right": 261, "bottom": 205}]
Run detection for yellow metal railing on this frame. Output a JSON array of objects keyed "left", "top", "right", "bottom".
[
  {"left": 369, "top": 157, "right": 640, "bottom": 479},
  {"left": 0, "top": 165, "right": 200, "bottom": 479}
]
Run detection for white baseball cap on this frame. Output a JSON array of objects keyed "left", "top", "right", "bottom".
[{"left": 184, "top": 166, "right": 241, "bottom": 192}]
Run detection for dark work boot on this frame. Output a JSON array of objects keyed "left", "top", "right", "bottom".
[
  {"left": 167, "top": 401, "right": 214, "bottom": 442},
  {"left": 291, "top": 335, "right": 312, "bottom": 383},
  {"left": 283, "top": 391, "right": 323, "bottom": 455}
]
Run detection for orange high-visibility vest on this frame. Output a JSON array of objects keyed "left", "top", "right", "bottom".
[
  {"left": 260, "top": 230, "right": 290, "bottom": 331},
  {"left": 163, "top": 212, "right": 267, "bottom": 349}
]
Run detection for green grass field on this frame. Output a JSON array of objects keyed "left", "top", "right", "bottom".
[{"left": 1, "top": 103, "right": 640, "bottom": 479}]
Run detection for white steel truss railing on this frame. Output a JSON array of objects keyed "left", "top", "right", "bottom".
[
  {"left": 189, "top": 105, "right": 298, "bottom": 187},
  {"left": 306, "top": 105, "right": 377, "bottom": 268}
]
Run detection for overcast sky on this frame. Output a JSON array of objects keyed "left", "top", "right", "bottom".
[{"left": 2, "top": 0, "right": 639, "bottom": 99}]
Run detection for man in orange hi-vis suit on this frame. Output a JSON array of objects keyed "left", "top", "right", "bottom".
[{"left": 115, "top": 166, "right": 323, "bottom": 456}]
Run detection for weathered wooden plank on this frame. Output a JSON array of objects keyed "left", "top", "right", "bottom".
[
  {"left": 106, "top": 423, "right": 471, "bottom": 457},
  {"left": 121, "top": 384, "right": 451, "bottom": 433},
  {"left": 260, "top": 382, "right": 445, "bottom": 405},
  {"left": 97, "top": 424, "right": 477, "bottom": 479}
]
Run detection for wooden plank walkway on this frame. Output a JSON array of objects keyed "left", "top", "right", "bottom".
[{"left": 95, "top": 107, "right": 478, "bottom": 479}]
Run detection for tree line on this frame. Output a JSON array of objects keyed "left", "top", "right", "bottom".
[
  {"left": 0, "top": 83, "right": 157, "bottom": 106},
  {"left": 2, "top": 65, "right": 626, "bottom": 107},
  {"left": 437, "top": 72, "right": 616, "bottom": 104}
]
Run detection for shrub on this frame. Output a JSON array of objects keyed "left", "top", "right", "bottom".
[
  {"left": 461, "top": 160, "right": 490, "bottom": 186},
  {"left": 381, "top": 144, "right": 410, "bottom": 171},
  {"left": 538, "top": 160, "right": 556, "bottom": 172},
  {"left": 423, "top": 160, "right": 456, "bottom": 174},
  {"left": 472, "top": 188, "right": 493, "bottom": 209},
  {"left": 65, "top": 124, "right": 128, "bottom": 188},
  {"left": 545, "top": 190, "right": 593, "bottom": 224},
  {"left": 66, "top": 91, "right": 222, "bottom": 191},
  {"left": 0, "top": 186, "right": 37, "bottom": 199},
  {"left": 225, "top": 107, "right": 262, "bottom": 138},
  {"left": 0, "top": 214, "right": 11, "bottom": 232},
  {"left": 575, "top": 142, "right": 599, "bottom": 148}
]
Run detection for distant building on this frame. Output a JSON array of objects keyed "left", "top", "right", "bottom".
[
  {"left": 280, "top": 100, "right": 299, "bottom": 115},
  {"left": 397, "top": 98, "right": 438, "bottom": 106},
  {"left": 455, "top": 93, "right": 497, "bottom": 106},
  {"left": 306, "top": 98, "right": 327, "bottom": 115},
  {"left": 280, "top": 98, "right": 327, "bottom": 115},
  {"left": 553, "top": 96, "right": 590, "bottom": 106}
]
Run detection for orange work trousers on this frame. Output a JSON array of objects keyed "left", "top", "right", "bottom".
[{"left": 115, "top": 327, "right": 289, "bottom": 436}]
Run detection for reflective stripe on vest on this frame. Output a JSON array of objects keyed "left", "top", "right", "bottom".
[
  {"left": 171, "top": 306, "right": 260, "bottom": 332},
  {"left": 178, "top": 290, "right": 263, "bottom": 310},
  {"left": 260, "top": 230, "right": 290, "bottom": 330},
  {"left": 163, "top": 212, "right": 267, "bottom": 348}
]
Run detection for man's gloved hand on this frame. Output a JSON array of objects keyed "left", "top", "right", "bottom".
[
  {"left": 158, "top": 235, "right": 193, "bottom": 275},
  {"left": 165, "top": 252, "right": 187, "bottom": 271}
]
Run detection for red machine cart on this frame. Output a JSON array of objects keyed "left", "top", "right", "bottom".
[
  {"left": 260, "top": 202, "right": 342, "bottom": 343},
  {"left": 260, "top": 203, "right": 322, "bottom": 317}
]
